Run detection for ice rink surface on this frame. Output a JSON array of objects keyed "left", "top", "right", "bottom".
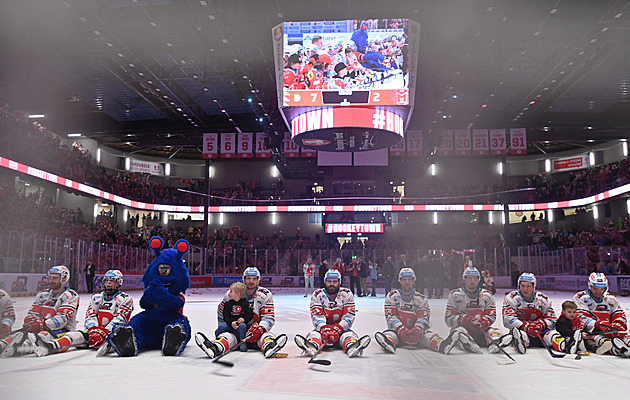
[{"left": 2, "top": 287, "right": 629, "bottom": 400}]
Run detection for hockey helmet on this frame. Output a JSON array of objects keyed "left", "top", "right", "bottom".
[
  {"left": 398, "top": 267, "right": 416, "bottom": 282},
  {"left": 242, "top": 267, "right": 261, "bottom": 280},
  {"left": 462, "top": 266, "right": 480, "bottom": 279},
  {"left": 588, "top": 272, "right": 608, "bottom": 290},
  {"left": 324, "top": 269, "right": 341, "bottom": 281},
  {"left": 48, "top": 265, "right": 70, "bottom": 284},
  {"left": 104, "top": 269, "right": 124, "bottom": 287},
  {"left": 518, "top": 272, "right": 536, "bottom": 288}
]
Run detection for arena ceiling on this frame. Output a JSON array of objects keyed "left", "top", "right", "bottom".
[{"left": 2, "top": 0, "right": 630, "bottom": 160}]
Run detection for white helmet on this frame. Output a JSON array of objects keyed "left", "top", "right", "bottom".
[
  {"left": 242, "top": 267, "right": 261, "bottom": 280},
  {"left": 588, "top": 272, "right": 608, "bottom": 290},
  {"left": 49, "top": 266, "right": 70, "bottom": 284},
  {"left": 398, "top": 267, "right": 416, "bottom": 282},
  {"left": 462, "top": 266, "right": 480, "bottom": 279},
  {"left": 104, "top": 269, "right": 124, "bottom": 287},
  {"left": 518, "top": 272, "right": 536, "bottom": 288},
  {"left": 324, "top": 269, "right": 341, "bottom": 281}
]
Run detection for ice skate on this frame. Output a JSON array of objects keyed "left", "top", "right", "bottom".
[
  {"left": 262, "top": 334, "right": 287, "bottom": 358},
  {"left": 511, "top": 328, "right": 527, "bottom": 354},
  {"left": 346, "top": 335, "right": 371, "bottom": 358},
  {"left": 195, "top": 332, "right": 221, "bottom": 359},
  {"left": 375, "top": 331, "right": 396, "bottom": 353},
  {"left": 294, "top": 334, "right": 318, "bottom": 357},
  {"left": 438, "top": 330, "right": 459, "bottom": 355},
  {"left": 458, "top": 331, "right": 483, "bottom": 354}
]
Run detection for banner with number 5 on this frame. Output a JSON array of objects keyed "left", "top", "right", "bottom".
[
  {"left": 489, "top": 129, "right": 506, "bottom": 155},
  {"left": 237, "top": 133, "right": 253, "bottom": 158},
  {"left": 202, "top": 133, "right": 218, "bottom": 159}
]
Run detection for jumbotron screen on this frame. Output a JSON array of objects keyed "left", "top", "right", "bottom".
[
  {"left": 275, "top": 19, "right": 411, "bottom": 107},
  {"left": 272, "top": 18, "right": 420, "bottom": 152}
]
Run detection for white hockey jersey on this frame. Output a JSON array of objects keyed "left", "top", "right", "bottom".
[
  {"left": 445, "top": 288, "right": 496, "bottom": 329},
  {"left": 85, "top": 290, "right": 134, "bottom": 332},
  {"left": 218, "top": 286, "right": 275, "bottom": 332},
  {"left": 27, "top": 287, "right": 79, "bottom": 331},
  {"left": 384, "top": 289, "right": 430, "bottom": 332},
  {"left": 310, "top": 287, "right": 355, "bottom": 331},
  {"left": 0, "top": 289, "right": 16, "bottom": 328},
  {"left": 573, "top": 290, "right": 627, "bottom": 332},
  {"left": 502, "top": 290, "right": 557, "bottom": 330}
]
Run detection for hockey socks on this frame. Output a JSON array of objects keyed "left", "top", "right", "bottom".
[
  {"left": 294, "top": 334, "right": 318, "bottom": 357},
  {"left": 262, "top": 334, "right": 287, "bottom": 358},
  {"left": 375, "top": 332, "right": 396, "bottom": 353},
  {"left": 162, "top": 324, "right": 188, "bottom": 356},
  {"left": 346, "top": 335, "right": 371, "bottom": 358},
  {"left": 109, "top": 325, "right": 137, "bottom": 357}
]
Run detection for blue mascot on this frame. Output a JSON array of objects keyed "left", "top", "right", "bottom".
[{"left": 108, "top": 237, "right": 191, "bottom": 356}]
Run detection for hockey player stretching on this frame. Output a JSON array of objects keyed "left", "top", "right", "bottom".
[
  {"left": 503, "top": 272, "right": 566, "bottom": 353},
  {"left": 375, "top": 268, "right": 457, "bottom": 354},
  {"left": 295, "top": 269, "right": 371, "bottom": 358},
  {"left": 445, "top": 267, "right": 518, "bottom": 354},
  {"left": 33, "top": 269, "right": 134, "bottom": 356},
  {"left": 196, "top": 267, "right": 287, "bottom": 358},
  {"left": 1, "top": 266, "right": 79, "bottom": 358},
  {"left": 573, "top": 272, "right": 630, "bottom": 356}
]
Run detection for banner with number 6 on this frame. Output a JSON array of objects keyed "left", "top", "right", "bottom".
[{"left": 221, "top": 133, "right": 236, "bottom": 158}]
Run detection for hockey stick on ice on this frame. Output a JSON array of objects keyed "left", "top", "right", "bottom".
[
  {"left": 489, "top": 337, "right": 516, "bottom": 364},
  {"left": 0, "top": 327, "right": 27, "bottom": 341},
  {"left": 212, "top": 333, "right": 253, "bottom": 368},
  {"left": 307, "top": 340, "right": 332, "bottom": 366}
]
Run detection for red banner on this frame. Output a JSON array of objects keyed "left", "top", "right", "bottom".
[
  {"left": 437, "top": 130, "right": 453, "bottom": 156},
  {"left": 489, "top": 129, "right": 506, "bottom": 155},
  {"left": 255, "top": 133, "right": 271, "bottom": 158},
  {"left": 406, "top": 130, "right": 423, "bottom": 156},
  {"left": 510, "top": 128, "right": 527, "bottom": 155},
  {"left": 472, "top": 129, "right": 489, "bottom": 156},
  {"left": 454, "top": 130, "right": 471, "bottom": 156},
  {"left": 202, "top": 133, "right": 218, "bottom": 159},
  {"left": 284, "top": 132, "right": 300, "bottom": 158},
  {"left": 221, "top": 133, "right": 236, "bottom": 158},
  {"left": 237, "top": 133, "right": 253, "bottom": 158}
]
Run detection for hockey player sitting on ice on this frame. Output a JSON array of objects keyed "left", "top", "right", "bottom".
[
  {"left": 374, "top": 268, "right": 457, "bottom": 355},
  {"left": 32, "top": 269, "right": 134, "bottom": 356},
  {"left": 108, "top": 237, "right": 191, "bottom": 356},
  {"left": 294, "top": 269, "right": 371, "bottom": 358},
  {"left": 0, "top": 289, "right": 17, "bottom": 355},
  {"left": 573, "top": 272, "right": 630, "bottom": 356},
  {"left": 196, "top": 267, "right": 287, "bottom": 358},
  {"left": 502, "top": 272, "right": 566, "bottom": 354},
  {"left": 445, "top": 267, "right": 517, "bottom": 355},
  {"left": 1, "top": 266, "right": 79, "bottom": 358},
  {"left": 555, "top": 300, "right": 587, "bottom": 354}
]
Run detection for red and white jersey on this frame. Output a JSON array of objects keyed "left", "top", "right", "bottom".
[
  {"left": 0, "top": 289, "right": 16, "bottom": 328},
  {"left": 310, "top": 287, "right": 355, "bottom": 331},
  {"left": 445, "top": 288, "right": 496, "bottom": 329},
  {"left": 283, "top": 68, "right": 306, "bottom": 89},
  {"left": 84, "top": 290, "right": 134, "bottom": 332},
  {"left": 384, "top": 289, "right": 431, "bottom": 332},
  {"left": 573, "top": 290, "right": 627, "bottom": 332},
  {"left": 502, "top": 290, "right": 556, "bottom": 330},
  {"left": 303, "top": 262, "right": 316, "bottom": 277},
  {"left": 27, "top": 287, "right": 79, "bottom": 331},
  {"left": 218, "top": 286, "right": 275, "bottom": 332}
]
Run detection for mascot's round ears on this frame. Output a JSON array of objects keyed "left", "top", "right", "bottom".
[
  {"left": 175, "top": 239, "right": 189, "bottom": 257},
  {"left": 150, "top": 236, "right": 164, "bottom": 257}
]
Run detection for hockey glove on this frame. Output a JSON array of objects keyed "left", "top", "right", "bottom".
[
  {"left": 246, "top": 322, "right": 265, "bottom": 343},
  {"left": 320, "top": 325, "right": 337, "bottom": 345},
  {"left": 595, "top": 320, "right": 616, "bottom": 332},
  {"left": 24, "top": 315, "right": 47, "bottom": 333},
  {"left": 0, "top": 322, "right": 10, "bottom": 336},
  {"left": 522, "top": 320, "right": 545, "bottom": 337},
  {"left": 477, "top": 316, "right": 493, "bottom": 331},
  {"left": 458, "top": 314, "right": 478, "bottom": 331},
  {"left": 331, "top": 324, "right": 344, "bottom": 342},
  {"left": 88, "top": 326, "right": 109, "bottom": 348}
]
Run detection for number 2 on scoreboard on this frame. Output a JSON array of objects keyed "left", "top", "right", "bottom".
[{"left": 371, "top": 92, "right": 380, "bottom": 103}]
